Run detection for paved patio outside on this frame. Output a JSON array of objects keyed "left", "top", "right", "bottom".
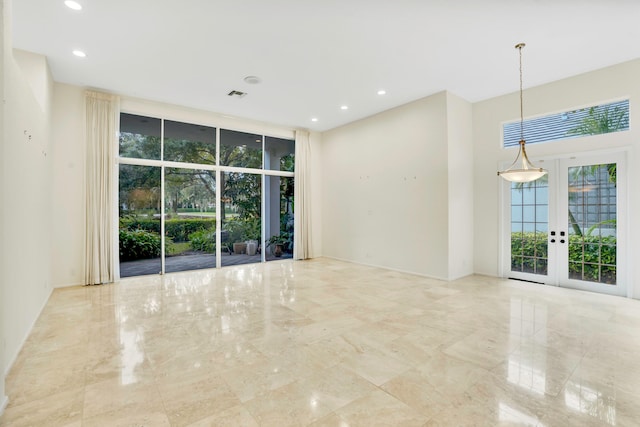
[{"left": 120, "top": 251, "right": 293, "bottom": 277}]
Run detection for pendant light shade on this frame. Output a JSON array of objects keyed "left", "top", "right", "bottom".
[
  {"left": 497, "top": 140, "right": 547, "bottom": 182},
  {"left": 498, "top": 43, "right": 547, "bottom": 183}
]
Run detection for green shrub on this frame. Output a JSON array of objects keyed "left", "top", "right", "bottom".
[
  {"left": 512, "top": 232, "right": 616, "bottom": 282},
  {"left": 119, "top": 229, "right": 163, "bottom": 261},
  {"left": 120, "top": 217, "right": 160, "bottom": 234},
  {"left": 511, "top": 232, "right": 547, "bottom": 259},
  {"left": 224, "top": 217, "right": 260, "bottom": 243},
  {"left": 120, "top": 217, "right": 215, "bottom": 242},
  {"left": 568, "top": 235, "right": 616, "bottom": 282},
  {"left": 166, "top": 218, "right": 215, "bottom": 241},
  {"left": 189, "top": 229, "right": 216, "bottom": 253}
]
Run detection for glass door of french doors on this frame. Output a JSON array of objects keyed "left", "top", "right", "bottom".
[{"left": 505, "top": 152, "right": 626, "bottom": 296}]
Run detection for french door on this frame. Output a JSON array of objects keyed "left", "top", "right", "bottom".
[{"left": 504, "top": 152, "right": 626, "bottom": 296}]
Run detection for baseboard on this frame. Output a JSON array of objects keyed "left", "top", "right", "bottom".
[
  {"left": 0, "top": 395, "right": 8, "bottom": 417},
  {"left": 52, "top": 281, "right": 85, "bottom": 289},
  {"left": 321, "top": 255, "right": 450, "bottom": 282},
  {"left": 447, "top": 271, "right": 475, "bottom": 281}
]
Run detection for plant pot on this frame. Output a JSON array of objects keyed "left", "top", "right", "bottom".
[
  {"left": 233, "top": 242, "right": 247, "bottom": 254},
  {"left": 246, "top": 241, "right": 258, "bottom": 256},
  {"left": 274, "top": 244, "right": 283, "bottom": 257}
]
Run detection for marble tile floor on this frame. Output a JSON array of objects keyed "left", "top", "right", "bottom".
[{"left": 2, "top": 258, "right": 640, "bottom": 426}]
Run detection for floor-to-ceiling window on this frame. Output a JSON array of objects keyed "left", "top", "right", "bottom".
[
  {"left": 118, "top": 164, "right": 162, "bottom": 277},
  {"left": 164, "top": 167, "right": 217, "bottom": 273},
  {"left": 118, "top": 114, "right": 162, "bottom": 277},
  {"left": 118, "top": 113, "right": 294, "bottom": 277},
  {"left": 219, "top": 129, "right": 263, "bottom": 267},
  {"left": 265, "top": 136, "right": 295, "bottom": 261}
]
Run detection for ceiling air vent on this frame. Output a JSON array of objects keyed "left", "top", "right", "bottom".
[{"left": 227, "top": 90, "right": 247, "bottom": 98}]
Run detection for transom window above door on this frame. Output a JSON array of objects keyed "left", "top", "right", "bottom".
[{"left": 503, "top": 99, "right": 629, "bottom": 148}]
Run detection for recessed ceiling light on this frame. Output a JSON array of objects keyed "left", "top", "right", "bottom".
[
  {"left": 311, "top": 118, "right": 318, "bottom": 122},
  {"left": 72, "top": 50, "right": 86, "bottom": 57},
  {"left": 64, "top": 0, "right": 82, "bottom": 10},
  {"left": 244, "top": 76, "right": 261, "bottom": 84},
  {"left": 340, "top": 105, "right": 348, "bottom": 110},
  {"left": 377, "top": 89, "right": 386, "bottom": 95}
]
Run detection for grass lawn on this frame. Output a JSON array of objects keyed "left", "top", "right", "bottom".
[
  {"left": 168, "top": 241, "right": 192, "bottom": 255},
  {"left": 176, "top": 212, "right": 217, "bottom": 217}
]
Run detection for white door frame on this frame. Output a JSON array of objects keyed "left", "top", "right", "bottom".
[
  {"left": 499, "top": 148, "right": 628, "bottom": 297},
  {"left": 556, "top": 152, "right": 627, "bottom": 296}
]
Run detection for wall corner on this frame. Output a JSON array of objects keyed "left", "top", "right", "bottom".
[{"left": 445, "top": 91, "right": 475, "bottom": 280}]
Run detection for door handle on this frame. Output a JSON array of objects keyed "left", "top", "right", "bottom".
[
  {"left": 550, "top": 239, "right": 556, "bottom": 243},
  {"left": 560, "top": 239, "right": 565, "bottom": 244}
]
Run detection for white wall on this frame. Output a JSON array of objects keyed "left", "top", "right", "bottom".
[
  {"left": 51, "top": 83, "right": 85, "bottom": 287},
  {"left": 473, "top": 59, "right": 640, "bottom": 298},
  {"left": 446, "top": 92, "right": 474, "bottom": 280},
  {"left": 1, "top": 1, "right": 54, "bottom": 382},
  {"left": 1, "top": 0, "right": 7, "bottom": 412},
  {"left": 309, "top": 131, "right": 323, "bottom": 257},
  {"left": 321, "top": 92, "right": 452, "bottom": 279},
  {"left": 13, "top": 50, "right": 51, "bottom": 112}
]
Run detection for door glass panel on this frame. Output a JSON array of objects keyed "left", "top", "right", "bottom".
[
  {"left": 220, "top": 129, "right": 262, "bottom": 169},
  {"left": 119, "top": 165, "right": 162, "bottom": 277},
  {"left": 511, "top": 175, "right": 548, "bottom": 275},
  {"left": 266, "top": 176, "right": 294, "bottom": 261},
  {"left": 164, "top": 120, "right": 216, "bottom": 165},
  {"left": 119, "top": 114, "right": 161, "bottom": 160},
  {"left": 567, "top": 164, "right": 617, "bottom": 285},
  {"left": 221, "top": 172, "right": 262, "bottom": 267},
  {"left": 164, "top": 168, "right": 216, "bottom": 273},
  {"left": 265, "top": 136, "right": 295, "bottom": 171}
]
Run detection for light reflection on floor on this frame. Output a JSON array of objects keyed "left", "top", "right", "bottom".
[{"left": 2, "top": 258, "right": 640, "bottom": 426}]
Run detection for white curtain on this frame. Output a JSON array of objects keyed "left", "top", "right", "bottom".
[
  {"left": 84, "top": 91, "right": 119, "bottom": 285},
  {"left": 293, "top": 130, "right": 313, "bottom": 260}
]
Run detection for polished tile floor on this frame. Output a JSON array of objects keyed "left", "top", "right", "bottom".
[{"left": 2, "top": 258, "right": 640, "bottom": 426}]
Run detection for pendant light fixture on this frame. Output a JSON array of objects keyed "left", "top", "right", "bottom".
[{"left": 497, "top": 43, "right": 547, "bottom": 183}]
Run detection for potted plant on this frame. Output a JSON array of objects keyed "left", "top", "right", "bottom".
[
  {"left": 224, "top": 219, "right": 252, "bottom": 254},
  {"left": 267, "top": 233, "right": 288, "bottom": 257}
]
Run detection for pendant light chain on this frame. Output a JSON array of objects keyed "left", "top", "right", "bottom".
[
  {"left": 518, "top": 43, "right": 524, "bottom": 142},
  {"left": 497, "top": 42, "right": 547, "bottom": 182}
]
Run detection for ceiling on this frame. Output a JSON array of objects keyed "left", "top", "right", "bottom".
[{"left": 12, "top": 0, "right": 640, "bottom": 132}]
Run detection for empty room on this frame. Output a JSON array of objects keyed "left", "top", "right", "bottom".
[{"left": 2, "top": 1, "right": 640, "bottom": 426}]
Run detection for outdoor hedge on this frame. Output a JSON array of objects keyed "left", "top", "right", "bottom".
[
  {"left": 512, "top": 232, "right": 616, "bottom": 282},
  {"left": 120, "top": 218, "right": 215, "bottom": 242},
  {"left": 119, "top": 229, "right": 162, "bottom": 261},
  {"left": 189, "top": 229, "right": 216, "bottom": 253}
]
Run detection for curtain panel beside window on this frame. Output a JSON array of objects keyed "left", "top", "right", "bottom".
[
  {"left": 85, "top": 91, "right": 120, "bottom": 285},
  {"left": 294, "top": 130, "right": 313, "bottom": 260}
]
